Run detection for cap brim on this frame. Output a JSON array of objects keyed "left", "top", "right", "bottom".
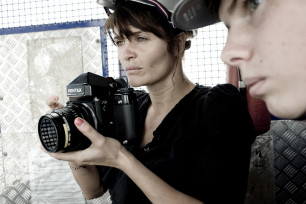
[{"left": 172, "top": 0, "right": 220, "bottom": 30}]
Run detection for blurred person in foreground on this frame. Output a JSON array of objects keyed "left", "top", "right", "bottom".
[{"left": 172, "top": 0, "right": 306, "bottom": 120}]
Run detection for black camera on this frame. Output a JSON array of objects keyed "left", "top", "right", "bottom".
[{"left": 38, "top": 72, "right": 140, "bottom": 153}]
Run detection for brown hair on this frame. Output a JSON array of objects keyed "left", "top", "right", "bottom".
[{"left": 104, "top": 1, "right": 194, "bottom": 62}]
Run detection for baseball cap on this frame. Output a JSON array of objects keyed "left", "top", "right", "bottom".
[
  {"left": 97, "top": 0, "right": 179, "bottom": 11},
  {"left": 172, "top": 0, "right": 220, "bottom": 30},
  {"left": 97, "top": 0, "right": 181, "bottom": 26}
]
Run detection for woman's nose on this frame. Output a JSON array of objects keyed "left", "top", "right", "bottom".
[
  {"left": 221, "top": 27, "right": 253, "bottom": 67},
  {"left": 120, "top": 41, "right": 137, "bottom": 61}
]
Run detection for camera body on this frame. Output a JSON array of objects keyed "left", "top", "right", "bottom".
[{"left": 38, "top": 72, "right": 140, "bottom": 153}]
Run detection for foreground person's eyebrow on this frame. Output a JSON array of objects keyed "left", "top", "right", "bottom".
[{"left": 228, "top": 0, "right": 238, "bottom": 14}]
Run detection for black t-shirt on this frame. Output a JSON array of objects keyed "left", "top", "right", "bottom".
[{"left": 98, "top": 84, "right": 256, "bottom": 204}]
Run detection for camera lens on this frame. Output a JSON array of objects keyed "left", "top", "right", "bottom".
[
  {"left": 39, "top": 117, "right": 59, "bottom": 152},
  {"left": 38, "top": 103, "right": 94, "bottom": 153}
]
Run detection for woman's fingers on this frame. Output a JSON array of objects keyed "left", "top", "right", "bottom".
[
  {"left": 74, "top": 118, "right": 106, "bottom": 144},
  {"left": 46, "top": 96, "right": 64, "bottom": 113},
  {"left": 40, "top": 145, "right": 80, "bottom": 163},
  {"left": 40, "top": 117, "right": 121, "bottom": 167}
]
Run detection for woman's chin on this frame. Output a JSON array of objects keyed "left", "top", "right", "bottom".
[{"left": 126, "top": 77, "right": 146, "bottom": 87}]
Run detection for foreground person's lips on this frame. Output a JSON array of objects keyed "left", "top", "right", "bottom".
[{"left": 244, "top": 77, "right": 266, "bottom": 97}]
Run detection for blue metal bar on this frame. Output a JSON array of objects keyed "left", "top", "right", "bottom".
[
  {"left": 0, "top": 19, "right": 105, "bottom": 35},
  {"left": 100, "top": 25, "right": 109, "bottom": 77}
]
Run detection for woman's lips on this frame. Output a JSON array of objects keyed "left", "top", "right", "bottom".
[
  {"left": 243, "top": 77, "right": 266, "bottom": 97},
  {"left": 125, "top": 66, "right": 142, "bottom": 73}
]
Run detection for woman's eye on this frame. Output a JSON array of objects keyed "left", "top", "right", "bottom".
[
  {"left": 114, "top": 40, "right": 124, "bottom": 46},
  {"left": 249, "top": 0, "right": 262, "bottom": 11},
  {"left": 137, "top": 36, "right": 147, "bottom": 42}
]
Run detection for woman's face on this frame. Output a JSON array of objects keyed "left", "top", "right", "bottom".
[
  {"left": 219, "top": 0, "right": 306, "bottom": 119},
  {"left": 114, "top": 25, "right": 176, "bottom": 88}
]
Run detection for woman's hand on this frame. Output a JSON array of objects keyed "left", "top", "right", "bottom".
[
  {"left": 41, "top": 117, "right": 126, "bottom": 169},
  {"left": 46, "top": 96, "right": 64, "bottom": 113},
  {"left": 42, "top": 95, "right": 127, "bottom": 169}
]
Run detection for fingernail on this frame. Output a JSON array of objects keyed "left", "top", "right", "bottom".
[
  {"left": 53, "top": 96, "right": 57, "bottom": 101},
  {"left": 75, "top": 118, "right": 84, "bottom": 127}
]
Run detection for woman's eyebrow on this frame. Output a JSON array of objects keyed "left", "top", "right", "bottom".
[
  {"left": 112, "top": 31, "right": 120, "bottom": 40},
  {"left": 113, "top": 31, "right": 143, "bottom": 40},
  {"left": 113, "top": 35, "right": 121, "bottom": 40},
  {"left": 130, "top": 31, "right": 144, "bottom": 36}
]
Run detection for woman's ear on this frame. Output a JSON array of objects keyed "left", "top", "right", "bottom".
[
  {"left": 174, "top": 32, "right": 188, "bottom": 58},
  {"left": 178, "top": 32, "right": 188, "bottom": 51}
]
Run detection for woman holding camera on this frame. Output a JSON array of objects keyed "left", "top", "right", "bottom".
[{"left": 44, "top": 1, "right": 256, "bottom": 203}]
